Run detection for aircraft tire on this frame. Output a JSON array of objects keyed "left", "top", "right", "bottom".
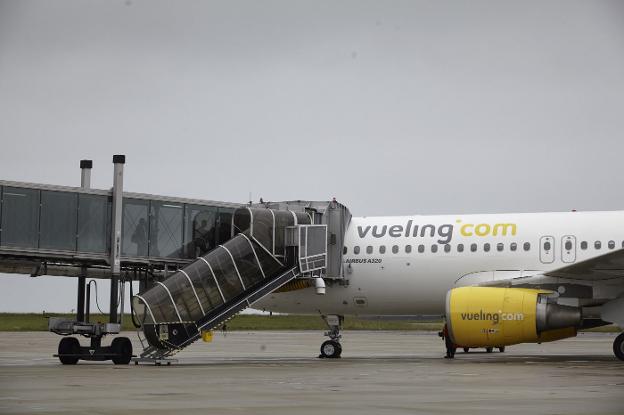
[
  {"left": 498, "top": 346, "right": 506, "bottom": 353},
  {"left": 485, "top": 347, "right": 493, "bottom": 353},
  {"left": 463, "top": 347, "right": 470, "bottom": 353},
  {"left": 613, "top": 333, "right": 624, "bottom": 361},
  {"left": 58, "top": 337, "right": 80, "bottom": 365},
  {"left": 320, "top": 340, "right": 342, "bottom": 358}
]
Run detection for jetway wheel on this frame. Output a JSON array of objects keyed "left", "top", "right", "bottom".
[
  {"left": 58, "top": 337, "right": 80, "bottom": 365},
  {"left": 320, "top": 340, "right": 342, "bottom": 358},
  {"left": 111, "top": 337, "right": 133, "bottom": 365},
  {"left": 614, "top": 333, "right": 624, "bottom": 362}
]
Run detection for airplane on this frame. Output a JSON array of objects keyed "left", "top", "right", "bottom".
[{"left": 253, "top": 210, "right": 624, "bottom": 360}]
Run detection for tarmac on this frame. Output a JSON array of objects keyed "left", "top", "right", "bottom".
[{"left": 0, "top": 330, "right": 622, "bottom": 415}]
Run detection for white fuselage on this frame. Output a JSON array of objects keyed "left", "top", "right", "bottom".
[{"left": 255, "top": 210, "right": 624, "bottom": 316}]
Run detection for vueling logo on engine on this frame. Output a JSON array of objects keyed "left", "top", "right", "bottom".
[
  {"left": 460, "top": 310, "right": 525, "bottom": 324},
  {"left": 357, "top": 219, "right": 517, "bottom": 244}
]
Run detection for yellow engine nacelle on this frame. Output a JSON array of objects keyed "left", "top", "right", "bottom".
[{"left": 446, "top": 287, "right": 580, "bottom": 348}]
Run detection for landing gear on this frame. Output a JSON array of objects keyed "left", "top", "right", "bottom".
[
  {"left": 320, "top": 340, "right": 342, "bottom": 358},
  {"left": 614, "top": 333, "right": 624, "bottom": 361},
  {"left": 319, "top": 315, "right": 343, "bottom": 358},
  {"left": 485, "top": 347, "right": 493, "bottom": 353},
  {"left": 463, "top": 347, "right": 470, "bottom": 353},
  {"left": 498, "top": 346, "right": 506, "bottom": 353}
]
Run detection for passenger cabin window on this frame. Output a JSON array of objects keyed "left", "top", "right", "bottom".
[
  {"left": 608, "top": 240, "right": 615, "bottom": 249},
  {"left": 431, "top": 245, "right": 438, "bottom": 253},
  {"left": 343, "top": 246, "right": 347, "bottom": 255},
  {"left": 392, "top": 245, "right": 399, "bottom": 254},
  {"left": 497, "top": 243, "right": 504, "bottom": 252},
  {"left": 418, "top": 244, "right": 425, "bottom": 253},
  {"left": 523, "top": 242, "right": 531, "bottom": 251},
  {"left": 405, "top": 245, "right": 412, "bottom": 253},
  {"left": 510, "top": 242, "right": 517, "bottom": 251},
  {"left": 354, "top": 246, "right": 360, "bottom": 255},
  {"left": 444, "top": 244, "right": 451, "bottom": 253},
  {"left": 470, "top": 243, "right": 477, "bottom": 252},
  {"left": 379, "top": 246, "right": 386, "bottom": 254},
  {"left": 484, "top": 243, "right": 491, "bottom": 252},
  {"left": 581, "top": 241, "right": 588, "bottom": 250},
  {"left": 366, "top": 246, "right": 373, "bottom": 254},
  {"left": 457, "top": 244, "right": 464, "bottom": 252},
  {"left": 595, "top": 241, "right": 601, "bottom": 250}
]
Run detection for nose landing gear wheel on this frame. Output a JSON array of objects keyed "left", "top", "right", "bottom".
[
  {"left": 320, "top": 340, "right": 342, "bottom": 358},
  {"left": 613, "top": 333, "right": 624, "bottom": 361}
]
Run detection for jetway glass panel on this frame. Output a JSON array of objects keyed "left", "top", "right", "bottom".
[
  {"left": 40, "top": 191, "right": 78, "bottom": 251},
  {"left": 1, "top": 187, "right": 39, "bottom": 248},
  {"left": 165, "top": 275, "right": 201, "bottom": 321},
  {"left": 122, "top": 198, "right": 149, "bottom": 257},
  {"left": 273, "top": 211, "right": 295, "bottom": 256},
  {"left": 77, "top": 194, "right": 111, "bottom": 253},
  {"left": 149, "top": 201, "right": 183, "bottom": 258},
  {"left": 250, "top": 209, "right": 274, "bottom": 250},
  {"left": 184, "top": 205, "right": 217, "bottom": 258},
  {"left": 151, "top": 284, "right": 181, "bottom": 323},
  {"left": 228, "top": 236, "right": 264, "bottom": 288},
  {"left": 216, "top": 209, "right": 234, "bottom": 244},
  {"left": 211, "top": 247, "right": 244, "bottom": 300},
  {"left": 185, "top": 260, "right": 224, "bottom": 309},
  {"left": 233, "top": 209, "right": 251, "bottom": 235}
]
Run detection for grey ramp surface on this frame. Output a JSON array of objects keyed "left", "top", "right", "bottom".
[{"left": 0, "top": 331, "right": 622, "bottom": 415}]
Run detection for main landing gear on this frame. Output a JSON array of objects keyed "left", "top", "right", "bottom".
[
  {"left": 319, "top": 314, "right": 343, "bottom": 358},
  {"left": 614, "top": 333, "right": 624, "bottom": 361}
]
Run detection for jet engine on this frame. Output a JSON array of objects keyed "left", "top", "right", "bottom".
[{"left": 445, "top": 287, "right": 581, "bottom": 347}]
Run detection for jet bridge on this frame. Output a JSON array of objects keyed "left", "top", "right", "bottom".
[{"left": 132, "top": 202, "right": 350, "bottom": 360}]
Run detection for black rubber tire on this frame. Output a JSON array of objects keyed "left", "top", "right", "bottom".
[
  {"left": 613, "top": 333, "right": 624, "bottom": 362},
  {"left": 320, "top": 340, "right": 342, "bottom": 358},
  {"left": 463, "top": 347, "right": 470, "bottom": 353},
  {"left": 498, "top": 346, "right": 506, "bottom": 353},
  {"left": 485, "top": 347, "right": 494, "bottom": 353},
  {"left": 58, "top": 337, "right": 80, "bottom": 365},
  {"left": 111, "top": 337, "right": 133, "bottom": 365}
]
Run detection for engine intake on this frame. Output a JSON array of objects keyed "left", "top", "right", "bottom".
[{"left": 446, "top": 287, "right": 581, "bottom": 348}]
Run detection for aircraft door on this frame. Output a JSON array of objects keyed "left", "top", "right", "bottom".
[
  {"left": 539, "top": 236, "right": 555, "bottom": 264},
  {"left": 561, "top": 235, "right": 576, "bottom": 263}
]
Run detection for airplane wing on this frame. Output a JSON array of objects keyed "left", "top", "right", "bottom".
[{"left": 545, "top": 249, "right": 624, "bottom": 281}]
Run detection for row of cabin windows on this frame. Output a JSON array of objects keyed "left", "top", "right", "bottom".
[
  {"left": 345, "top": 242, "right": 532, "bottom": 255},
  {"left": 343, "top": 240, "right": 624, "bottom": 256}
]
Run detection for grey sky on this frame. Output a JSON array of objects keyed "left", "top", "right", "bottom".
[{"left": 1, "top": 0, "right": 623, "bottom": 311}]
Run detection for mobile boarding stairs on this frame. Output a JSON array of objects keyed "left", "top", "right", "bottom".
[{"left": 131, "top": 201, "right": 350, "bottom": 362}]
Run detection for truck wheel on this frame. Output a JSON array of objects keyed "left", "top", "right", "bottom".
[
  {"left": 111, "top": 337, "right": 133, "bottom": 365},
  {"left": 613, "top": 333, "right": 624, "bottom": 361},
  {"left": 58, "top": 337, "right": 80, "bottom": 365}
]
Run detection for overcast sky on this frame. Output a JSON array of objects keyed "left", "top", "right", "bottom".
[{"left": 1, "top": 0, "right": 623, "bottom": 311}]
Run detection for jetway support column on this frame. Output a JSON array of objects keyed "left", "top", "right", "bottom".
[
  {"left": 76, "top": 159, "right": 92, "bottom": 322},
  {"left": 109, "top": 155, "right": 125, "bottom": 324}
]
